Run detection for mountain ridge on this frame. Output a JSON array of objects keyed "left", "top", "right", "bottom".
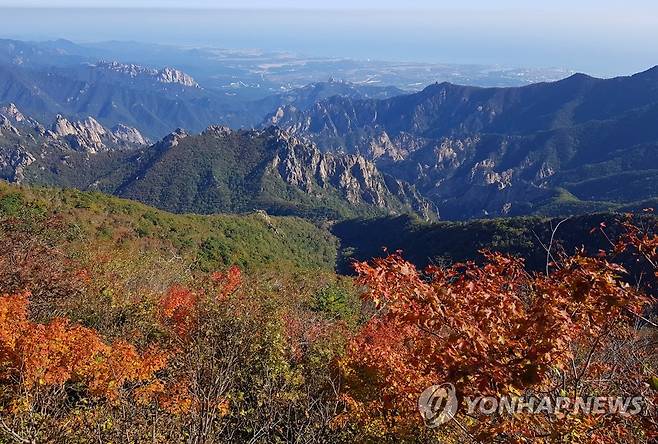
[
  {"left": 269, "top": 65, "right": 658, "bottom": 219},
  {"left": 0, "top": 104, "right": 434, "bottom": 221}
]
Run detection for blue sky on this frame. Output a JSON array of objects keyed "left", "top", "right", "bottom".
[
  {"left": 1, "top": 1, "right": 657, "bottom": 75},
  {"left": 2, "top": 0, "right": 655, "bottom": 9}
]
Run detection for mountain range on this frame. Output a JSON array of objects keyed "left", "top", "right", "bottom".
[
  {"left": 0, "top": 104, "right": 432, "bottom": 220},
  {"left": 2, "top": 37, "right": 658, "bottom": 222},
  {"left": 270, "top": 67, "right": 658, "bottom": 218},
  {"left": 0, "top": 39, "right": 418, "bottom": 139}
]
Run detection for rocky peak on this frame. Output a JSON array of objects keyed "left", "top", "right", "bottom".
[
  {"left": 0, "top": 103, "right": 27, "bottom": 123},
  {"left": 0, "top": 103, "right": 42, "bottom": 132},
  {"left": 156, "top": 67, "right": 198, "bottom": 87},
  {"left": 157, "top": 128, "right": 189, "bottom": 150},
  {"left": 267, "top": 106, "right": 288, "bottom": 126},
  {"left": 95, "top": 61, "right": 199, "bottom": 87},
  {"left": 203, "top": 125, "right": 233, "bottom": 138},
  {"left": 52, "top": 115, "right": 104, "bottom": 136},
  {"left": 51, "top": 115, "right": 107, "bottom": 153},
  {"left": 50, "top": 115, "right": 147, "bottom": 153},
  {"left": 112, "top": 124, "right": 149, "bottom": 146}
]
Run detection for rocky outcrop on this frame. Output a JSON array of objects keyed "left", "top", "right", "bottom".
[
  {"left": 156, "top": 128, "right": 189, "bottom": 150},
  {"left": 0, "top": 103, "right": 44, "bottom": 136},
  {"left": 50, "top": 115, "right": 148, "bottom": 153},
  {"left": 383, "top": 175, "right": 438, "bottom": 220},
  {"left": 469, "top": 159, "right": 514, "bottom": 190},
  {"left": 0, "top": 116, "right": 21, "bottom": 137},
  {"left": 112, "top": 124, "right": 150, "bottom": 146},
  {"left": 0, "top": 103, "right": 31, "bottom": 125},
  {"left": 202, "top": 125, "right": 233, "bottom": 138},
  {"left": 95, "top": 61, "right": 199, "bottom": 87},
  {"left": 51, "top": 115, "right": 108, "bottom": 153},
  {"left": 156, "top": 67, "right": 198, "bottom": 87},
  {"left": 266, "top": 129, "right": 436, "bottom": 220},
  {"left": 0, "top": 144, "right": 35, "bottom": 184}
]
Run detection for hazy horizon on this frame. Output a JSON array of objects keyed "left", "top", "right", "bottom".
[{"left": 1, "top": 3, "right": 657, "bottom": 76}]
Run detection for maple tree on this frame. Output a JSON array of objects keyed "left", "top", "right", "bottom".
[
  {"left": 341, "top": 216, "right": 658, "bottom": 443},
  {"left": 0, "top": 290, "right": 168, "bottom": 442}
]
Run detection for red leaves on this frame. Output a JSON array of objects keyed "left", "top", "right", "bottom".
[
  {"left": 159, "top": 285, "right": 198, "bottom": 339},
  {"left": 211, "top": 265, "right": 242, "bottom": 299},
  {"left": 344, "top": 234, "right": 655, "bottom": 437},
  {"left": 159, "top": 267, "right": 243, "bottom": 339}
]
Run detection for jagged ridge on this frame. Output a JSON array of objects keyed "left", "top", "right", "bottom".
[{"left": 269, "top": 66, "right": 658, "bottom": 219}]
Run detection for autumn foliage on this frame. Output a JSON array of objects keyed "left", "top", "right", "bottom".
[
  {"left": 341, "top": 218, "right": 658, "bottom": 442},
  {"left": 0, "top": 291, "right": 166, "bottom": 399},
  {"left": 1, "top": 186, "right": 658, "bottom": 443}
]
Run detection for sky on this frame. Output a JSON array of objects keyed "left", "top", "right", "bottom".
[
  {"left": 1, "top": 1, "right": 657, "bottom": 76},
  {"left": 5, "top": 0, "right": 504, "bottom": 7},
  {"left": 1, "top": 0, "right": 655, "bottom": 9}
]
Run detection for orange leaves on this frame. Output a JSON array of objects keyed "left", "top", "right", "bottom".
[
  {"left": 0, "top": 291, "right": 29, "bottom": 352},
  {"left": 344, "top": 242, "right": 654, "bottom": 436},
  {"left": 159, "top": 285, "right": 198, "bottom": 339},
  {"left": 159, "top": 380, "right": 195, "bottom": 415},
  {"left": 20, "top": 318, "right": 104, "bottom": 389},
  {"left": 211, "top": 265, "right": 242, "bottom": 299},
  {"left": 158, "top": 267, "right": 243, "bottom": 339},
  {"left": 0, "top": 291, "right": 167, "bottom": 403},
  {"left": 134, "top": 378, "right": 195, "bottom": 415}
]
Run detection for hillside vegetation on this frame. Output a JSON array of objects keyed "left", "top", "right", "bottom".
[
  {"left": 332, "top": 213, "right": 658, "bottom": 273},
  {"left": 0, "top": 181, "right": 656, "bottom": 443},
  {"left": 0, "top": 181, "right": 338, "bottom": 274}
]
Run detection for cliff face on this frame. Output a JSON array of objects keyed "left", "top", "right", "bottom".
[
  {"left": 0, "top": 104, "right": 149, "bottom": 184},
  {"left": 50, "top": 115, "right": 148, "bottom": 153},
  {"left": 266, "top": 129, "right": 435, "bottom": 219}
]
